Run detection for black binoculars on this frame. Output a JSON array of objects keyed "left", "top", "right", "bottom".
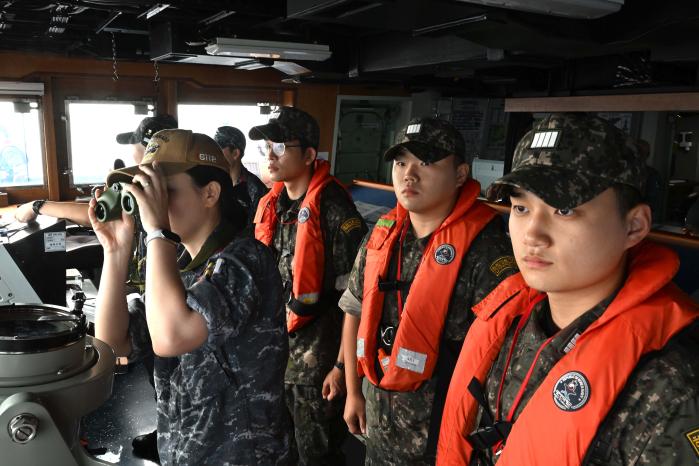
[{"left": 94, "top": 182, "right": 138, "bottom": 222}]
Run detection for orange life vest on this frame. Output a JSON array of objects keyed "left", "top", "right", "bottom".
[
  {"left": 357, "top": 179, "right": 497, "bottom": 392},
  {"left": 437, "top": 241, "right": 699, "bottom": 466},
  {"left": 254, "top": 159, "right": 338, "bottom": 333}
]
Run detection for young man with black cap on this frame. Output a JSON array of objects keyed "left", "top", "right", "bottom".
[
  {"left": 14, "top": 114, "right": 177, "bottom": 225},
  {"left": 340, "top": 117, "right": 517, "bottom": 465},
  {"left": 438, "top": 113, "right": 699, "bottom": 466},
  {"left": 213, "top": 125, "right": 267, "bottom": 228},
  {"left": 250, "top": 106, "right": 367, "bottom": 465}
]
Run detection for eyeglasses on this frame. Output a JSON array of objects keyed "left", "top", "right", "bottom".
[{"left": 263, "top": 141, "right": 303, "bottom": 157}]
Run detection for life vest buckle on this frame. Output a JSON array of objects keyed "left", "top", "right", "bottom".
[
  {"left": 380, "top": 325, "right": 396, "bottom": 346},
  {"left": 467, "top": 420, "right": 512, "bottom": 451}
]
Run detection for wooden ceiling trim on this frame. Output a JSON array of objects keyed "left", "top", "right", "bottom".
[{"left": 505, "top": 93, "right": 699, "bottom": 113}]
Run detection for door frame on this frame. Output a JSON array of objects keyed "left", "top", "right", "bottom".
[{"left": 330, "top": 95, "right": 412, "bottom": 176}]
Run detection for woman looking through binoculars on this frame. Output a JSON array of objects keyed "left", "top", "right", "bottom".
[{"left": 89, "top": 129, "right": 291, "bottom": 465}]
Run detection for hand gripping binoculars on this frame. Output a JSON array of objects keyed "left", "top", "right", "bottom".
[{"left": 94, "top": 182, "right": 138, "bottom": 222}]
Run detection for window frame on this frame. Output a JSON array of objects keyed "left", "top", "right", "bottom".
[
  {"left": 0, "top": 95, "right": 46, "bottom": 191},
  {"left": 63, "top": 98, "right": 154, "bottom": 188}
]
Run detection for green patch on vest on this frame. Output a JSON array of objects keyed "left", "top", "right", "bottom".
[{"left": 375, "top": 218, "right": 395, "bottom": 229}]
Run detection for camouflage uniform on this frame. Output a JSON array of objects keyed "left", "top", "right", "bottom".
[
  {"left": 465, "top": 113, "right": 699, "bottom": 465},
  {"left": 344, "top": 218, "right": 516, "bottom": 466},
  {"left": 118, "top": 115, "right": 179, "bottom": 454},
  {"left": 127, "top": 226, "right": 291, "bottom": 466},
  {"left": 341, "top": 117, "right": 518, "bottom": 466},
  {"left": 119, "top": 114, "right": 179, "bottom": 294},
  {"left": 250, "top": 105, "right": 368, "bottom": 465},
  {"left": 214, "top": 125, "right": 269, "bottom": 229},
  {"left": 235, "top": 165, "right": 268, "bottom": 230},
  {"left": 272, "top": 181, "right": 367, "bottom": 465}
]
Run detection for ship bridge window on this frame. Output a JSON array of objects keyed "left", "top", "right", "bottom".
[
  {"left": 66, "top": 101, "right": 153, "bottom": 186},
  {"left": 0, "top": 100, "right": 43, "bottom": 187},
  {"left": 177, "top": 103, "right": 270, "bottom": 179}
]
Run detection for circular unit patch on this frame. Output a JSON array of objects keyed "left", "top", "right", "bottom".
[
  {"left": 552, "top": 371, "right": 590, "bottom": 412},
  {"left": 434, "top": 244, "right": 456, "bottom": 265},
  {"left": 297, "top": 207, "right": 311, "bottom": 224}
]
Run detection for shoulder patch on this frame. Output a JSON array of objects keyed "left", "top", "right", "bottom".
[
  {"left": 686, "top": 427, "right": 699, "bottom": 459},
  {"left": 297, "top": 206, "right": 311, "bottom": 223},
  {"left": 341, "top": 217, "right": 362, "bottom": 234},
  {"left": 489, "top": 255, "right": 517, "bottom": 277},
  {"left": 553, "top": 371, "right": 590, "bottom": 412},
  {"left": 375, "top": 218, "right": 396, "bottom": 229},
  {"left": 434, "top": 244, "right": 456, "bottom": 265}
]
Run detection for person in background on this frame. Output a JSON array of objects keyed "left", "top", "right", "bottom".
[
  {"left": 438, "top": 113, "right": 699, "bottom": 466},
  {"left": 13, "top": 113, "right": 178, "bottom": 462},
  {"left": 250, "top": 106, "right": 367, "bottom": 465},
  {"left": 14, "top": 114, "right": 177, "bottom": 225},
  {"left": 90, "top": 129, "right": 290, "bottom": 465},
  {"left": 213, "top": 125, "right": 268, "bottom": 231},
  {"left": 340, "top": 117, "right": 517, "bottom": 465}
]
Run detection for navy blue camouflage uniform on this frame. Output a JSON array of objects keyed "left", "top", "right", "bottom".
[
  {"left": 235, "top": 165, "right": 268, "bottom": 231},
  {"left": 128, "top": 228, "right": 291, "bottom": 465}
]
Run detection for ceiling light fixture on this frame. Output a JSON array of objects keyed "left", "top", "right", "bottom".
[
  {"left": 141, "top": 3, "right": 170, "bottom": 20},
  {"left": 413, "top": 14, "right": 487, "bottom": 36},
  {"left": 206, "top": 38, "right": 331, "bottom": 62},
  {"left": 198, "top": 10, "right": 236, "bottom": 26}
]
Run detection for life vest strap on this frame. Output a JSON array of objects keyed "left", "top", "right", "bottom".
[
  {"left": 466, "top": 377, "right": 512, "bottom": 451},
  {"left": 377, "top": 279, "right": 412, "bottom": 292}
]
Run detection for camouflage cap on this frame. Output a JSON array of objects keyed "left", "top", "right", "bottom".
[
  {"left": 116, "top": 114, "right": 178, "bottom": 147},
  {"left": 384, "top": 117, "right": 467, "bottom": 164},
  {"left": 214, "top": 126, "right": 246, "bottom": 153},
  {"left": 249, "top": 106, "right": 320, "bottom": 148},
  {"left": 106, "top": 129, "right": 229, "bottom": 185},
  {"left": 488, "top": 113, "right": 646, "bottom": 209}
]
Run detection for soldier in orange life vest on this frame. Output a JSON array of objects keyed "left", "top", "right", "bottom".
[
  {"left": 339, "top": 117, "right": 517, "bottom": 465},
  {"left": 250, "top": 106, "right": 367, "bottom": 465},
  {"left": 437, "top": 113, "right": 699, "bottom": 466}
]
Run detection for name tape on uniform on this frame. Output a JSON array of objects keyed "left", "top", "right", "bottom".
[
  {"left": 396, "top": 347, "right": 427, "bottom": 374},
  {"left": 356, "top": 338, "right": 365, "bottom": 358}
]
